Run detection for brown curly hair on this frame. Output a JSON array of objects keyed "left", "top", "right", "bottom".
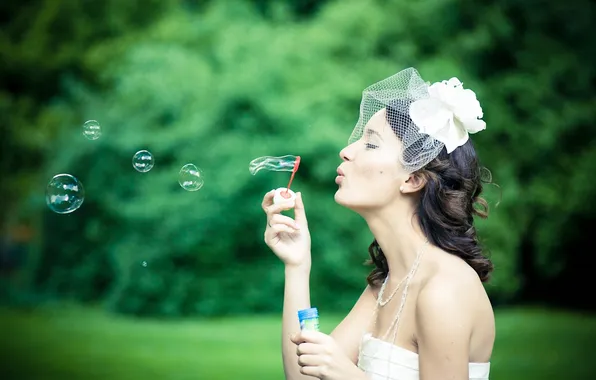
[{"left": 365, "top": 102, "right": 494, "bottom": 287}]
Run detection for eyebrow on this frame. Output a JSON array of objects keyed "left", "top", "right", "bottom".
[{"left": 365, "top": 129, "right": 384, "bottom": 141}]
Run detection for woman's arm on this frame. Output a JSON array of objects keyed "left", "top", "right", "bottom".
[{"left": 282, "top": 266, "right": 314, "bottom": 380}]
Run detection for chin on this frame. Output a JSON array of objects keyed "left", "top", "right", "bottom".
[
  {"left": 334, "top": 188, "right": 350, "bottom": 206},
  {"left": 335, "top": 188, "right": 393, "bottom": 215},
  {"left": 334, "top": 189, "right": 365, "bottom": 210},
  {"left": 333, "top": 190, "right": 345, "bottom": 205}
]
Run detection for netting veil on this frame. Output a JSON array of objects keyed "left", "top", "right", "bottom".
[{"left": 348, "top": 67, "right": 486, "bottom": 173}]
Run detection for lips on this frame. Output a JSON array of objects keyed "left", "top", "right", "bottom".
[{"left": 335, "top": 167, "right": 345, "bottom": 185}]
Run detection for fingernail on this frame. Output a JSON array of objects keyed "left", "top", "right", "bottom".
[{"left": 294, "top": 223, "right": 300, "bottom": 230}]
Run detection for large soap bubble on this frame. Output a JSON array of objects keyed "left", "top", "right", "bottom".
[{"left": 45, "top": 174, "right": 85, "bottom": 214}]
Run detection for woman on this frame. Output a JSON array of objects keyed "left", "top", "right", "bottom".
[{"left": 262, "top": 68, "right": 495, "bottom": 380}]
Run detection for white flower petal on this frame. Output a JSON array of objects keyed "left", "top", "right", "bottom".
[
  {"left": 460, "top": 118, "right": 486, "bottom": 134},
  {"left": 427, "top": 82, "right": 444, "bottom": 99},
  {"left": 449, "top": 89, "right": 483, "bottom": 119},
  {"left": 446, "top": 77, "right": 462, "bottom": 88},
  {"left": 437, "top": 118, "right": 470, "bottom": 153},
  {"left": 409, "top": 98, "right": 452, "bottom": 134},
  {"left": 423, "top": 120, "right": 451, "bottom": 146}
]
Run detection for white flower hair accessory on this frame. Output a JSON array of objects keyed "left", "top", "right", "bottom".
[{"left": 409, "top": 77, "right": 486, "bottom": 153}]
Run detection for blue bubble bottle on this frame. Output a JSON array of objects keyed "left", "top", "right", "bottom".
[{"left": 298, "top": 307, "right": 320, "bottom": 331}]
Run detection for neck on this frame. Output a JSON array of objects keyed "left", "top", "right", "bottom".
[{"left": 363, "top": 204, "right": 428, "bottom": 282}]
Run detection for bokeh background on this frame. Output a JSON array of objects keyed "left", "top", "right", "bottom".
[{"left": 1, "top": 0, "right": 595, "bottom": 379}]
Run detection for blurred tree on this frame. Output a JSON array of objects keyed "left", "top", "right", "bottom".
[
  {"left": 249, "top": 0, "right": 329, "bottom": 18},
  {"left": 1, "top": 0, "right": 180, "bottom": 301},
  {"left": 0, "top": 0, "right": 178, "bottom": 226},
  {"left": 453, "top": 0, "right": 596, "bottom": 307}
]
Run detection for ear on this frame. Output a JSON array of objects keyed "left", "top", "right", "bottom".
[{"left": 400, "top": 173, "right": 427, "bottom": 194}]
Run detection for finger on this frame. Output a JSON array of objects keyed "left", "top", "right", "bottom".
[
  {"left": 296, "top": 342, "right": 325, "bottom": 356},
  {"left": 265, "top": 200, "right": 296, "bottom": 218},
  {"left": 298, "top": 330, "right": 330, "bottom": 344},
  {"left": 297, "top": 354, "right": 325, "bottom": 367},
  {"left": 267, "top": 224, "right": 299, "bottom": 235},
  {"left": 261, "top": 189, "right": 276, "bottom": 212},
  {"left": 269, "top": 214, "right": 300, "bottom": 230},
  {"left": 299, "top": 364, "right": 323, "bottom": 378},
  {"left": 290, "top": 332, "right": 301, "bottom": 345},
  {"left": 293, "top": 192, "right": 308, "bottom": 227}
]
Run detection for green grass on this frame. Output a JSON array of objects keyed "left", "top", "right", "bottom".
[{"left": 0, "top": 305, "right": 594, "bottom": 379}]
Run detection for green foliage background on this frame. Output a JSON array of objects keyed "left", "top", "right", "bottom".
[{"left": 2, "top": 0, "right": 595, "bottom": 318}]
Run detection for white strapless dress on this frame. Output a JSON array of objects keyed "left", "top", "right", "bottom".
[{"left": 358, "top": 333, "right": 490, "bottom": 380}]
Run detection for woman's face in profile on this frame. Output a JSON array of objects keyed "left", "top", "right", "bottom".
[{"left": 335, "top": 108, "right": 410, "bottom": 211}]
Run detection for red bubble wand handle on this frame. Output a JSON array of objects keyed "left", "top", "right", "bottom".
[{"left": 283, "top": 156, "right": 301, "bottom": 198}]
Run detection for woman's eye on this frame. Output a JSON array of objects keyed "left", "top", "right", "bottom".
[{"left": 365, "top": 143, "right": 379, "bottom": 150}]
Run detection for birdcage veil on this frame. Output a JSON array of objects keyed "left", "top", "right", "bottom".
[{"left": 348, "top": 68, "right": 486, "bottom": 173}]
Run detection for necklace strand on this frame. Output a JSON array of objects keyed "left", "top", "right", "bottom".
[
  {"left": 376, "top": 274, "right": 407, "bottom": 307},
  {"left": 382, "top": 250, "right": 424, "bottom": 379},
  {"left": 379, "top": 246, "right": 424, "bottom": 340},
  {"left": 357, "top": 240, "right": 428, "bottom": 376},
  {"left": 376, "top": 240, "right": 427, "bottom": 309}
]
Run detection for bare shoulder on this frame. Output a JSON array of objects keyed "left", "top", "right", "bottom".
[
  {"left": 420, "top": 254, "right": 488, "bottom": 307},
  {"left": 418, "top": 252, "right": 493, "bottom": 320},
  {"left": 415, "top": 252, "right": 495, "bottom": 363}
]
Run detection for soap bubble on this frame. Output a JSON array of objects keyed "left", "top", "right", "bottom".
[
  {"left": 45, "top": 174, "right": 85, "bottom": 214},
  {"left": 249, "top": 155, "right": 299, "bottom": 175},
  {"left": 132, "top": 150, "right": 154, "bottom": 172},
  {"left": 249, "top": 155, "right": 302, "bottom": 201},
  {"left": 82, "top": 120, "right": 101, "bottom": 140},
  {"left": 179, "top": 164, "right": 204, "bottom": 191}
]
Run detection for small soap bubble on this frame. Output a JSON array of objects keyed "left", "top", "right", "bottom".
[
  {"left": 132, "top": 150, "right": 154, "bottom": 173},
  {"left": 179, "top": 163, "right": 204, "bottom": 191},
  {"left": 45, "top": 174, "right": 85, "bottom": 214},
  {"left": 83, "top": 120, "right": 101, "bottom": 140},
  {"left": 141, "top": 261, "right": 148, "bottom": 267}
]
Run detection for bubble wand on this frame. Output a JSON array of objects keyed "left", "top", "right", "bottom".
[{"left": 283, "top": 156, "right": 301, "bottom": 198}]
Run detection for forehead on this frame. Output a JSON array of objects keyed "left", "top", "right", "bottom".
[
  {"left": 364, "top": 108, "right": 395, "bottom": 139},
  {"left": 365, "top": 108, "right": 388, "bottom": 130},
  {"left": 363, "top": 108, "right": 405, "bottom": 155}
]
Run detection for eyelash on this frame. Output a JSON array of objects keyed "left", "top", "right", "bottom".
[{"left": 365, "top": 143, "right": 379, "bottom": 150}]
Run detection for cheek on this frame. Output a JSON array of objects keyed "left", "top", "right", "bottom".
[
  {"left": 355, "top": 152, "right": 401, "bottom": 184},
  {"left": 358, "top": 167, "right": 383, "bottom": 182},
  {"left": 366, "top": 158, "right": 396, "bottom": 177},
  {"left": 360, "top": 166, "right": 399, "bottom": 190}
]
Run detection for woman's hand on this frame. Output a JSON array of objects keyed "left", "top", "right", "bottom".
[
  {"left": 262, "top": 190, "right": 311, "bottom": 269},
  {"left": 291, "top": 330, "right": 367, "bottom": 380}
]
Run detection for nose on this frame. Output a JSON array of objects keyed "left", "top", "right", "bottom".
[{"left": 339, "top": 142, "right": 356, "bottom": 162}]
